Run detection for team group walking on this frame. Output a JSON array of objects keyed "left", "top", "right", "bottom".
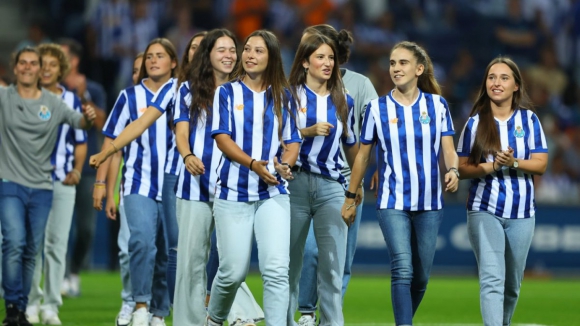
[{"left": 0, "top": 22, "right": 548, "bottom": 326}]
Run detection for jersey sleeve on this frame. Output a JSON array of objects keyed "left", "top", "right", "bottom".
[
  {"left": 174, "top": 82, "right": 191, "bottom": 124},
  {"left": 282, "top": 101, "right": 302, "bottom": 144},
  {"left": 456, "top": 117, "right": 477, "bottom": 157},
  {"left": 528, "top": 112, "right": 548, "bottom": 153},
  {"left": 102, "top": 91, "right": 131, "bottom": 139},
  {"left": 439, "top": 96, "right": 455, "bottom": 136},
  {"left": 360, "top": 99, "right": 378, "bottom": 144},
  {"left": 211, "top": 85, "right": 232, "bottom": 137},
  {"left": 72, "top": 94, "right": 88, "bottom": 144},
  {"left": 342, "top": 95, "right": 357, "bottom": 145},
  {"left": 150, "top": 79, "right": 176, "bottom": 114}
]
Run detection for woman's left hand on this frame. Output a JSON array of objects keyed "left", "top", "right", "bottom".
[
  {"left": 82, "top": 104, "right": 96, "bottom": 124},
  {"left": 341, "top": 199, "right": 357, "bottom": 226},
  {"left": 445, "top": 171, "right": 459, "bottom": 192},
  {"left": 274, "top": 161, "right": 293, "bottom": 180}
]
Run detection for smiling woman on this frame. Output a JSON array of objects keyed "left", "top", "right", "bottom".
[{"left": 0, "top": 46, "right": 94, "bottom": 326}]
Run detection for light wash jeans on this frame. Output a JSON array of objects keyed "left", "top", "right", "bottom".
[
  {"left": 0, "top": 180, "right": 53, "bottom": 311},
  {"left": 162, "top": 173, "right": 178, "bottom": 304},
  {"left": 467, "top": 211, "right": 535, "bottom": 326},
  {"left": 173, "top": 199, "right": 214, "bottom": 326},
  {"left": 118, "top": 204, "right": 134, "bottom": 307},
  {"left": 124, "top": 194, "right": 169, "bottom": 317},
  {"left": 208, "top": 195, "right": 290, "bottom": 326},
  {"left": 377, "top": 209, "right": 443, "bottom": 326},
  {"left": 29, "top": 182, "right": 76, "bottom": 313},
  {"left": 287, "top": 171, "right": 347, "bottom": 326},
  {"left": 298, "top": 191, "right": 363, "bottom": 314}
]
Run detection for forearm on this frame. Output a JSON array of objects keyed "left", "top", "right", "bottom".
[
  {"left": 458, "top": 159, "right": 495, "bottom": 179},
  {"left": 79, "top": 115, "right": 94, "bottom": 130},
  {"left": 215, "top": 134, "right": 253, "bottom": 168},
  {"left": 514, "top": 155, "right": 548, "bottom": 175},
  {"left": 175, "top": 122, "right": 192, "bottom": 158},
  {"left": 299, "top": 126, "right": 314, "bottom": 138},
  {"left": 96, "top": 137, "right": 115, "bottom": 182},
  {"left": 344, "top": 143, "right": 359, "bottom": 171},
  {"left": 73, "top": 143, "right": 88, "bottom": 173},
  {"left": 280, "top": 143, "right": 299, "bottom": 167},
  {"left": 347, "top": 144, "right": 372, "bottom": 193},
  {"left": 106, "top": 151, "right": 122, "bottom": 197}
]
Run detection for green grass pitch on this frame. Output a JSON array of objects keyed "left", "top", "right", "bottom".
[{"left": 3, "top": 272, "right": 578, "bottom": 325}]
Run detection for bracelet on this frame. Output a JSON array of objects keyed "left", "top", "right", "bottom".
[
  {"left": 493, "top": 161, "right": 501, "bottom": 172},
  {"left": 345, "top": 202, "right": 356, "bottom": 210},
  {"left": 72, "top": 169, "right": 81, "bottom": 179},
  {"left": 183, "top": 153, "right": 195, "bottom": 163},
  {"left": 93, "top": 183, "right": 106, "bottom": 188},
  {"left": 249, "top": 159, "right": 256, "bottom": 171},
  {"left": 95, "top": 180, "right": 106, "bottom": 184},
  {"left": 110, "top": 142, "right": 119, "bottom": 153},
  {"left": 345, "top": 190, "right": 357, "bottom": 199},
  {"left": 358, "top": 181, "right": 364, "bottom": 188},
  {"left": 281, "top": 162, "right": 290, "bottom": 168}
]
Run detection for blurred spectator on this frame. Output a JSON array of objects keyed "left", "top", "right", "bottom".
[
  {"left": 295, "top": 0, "right": 335, "bottom": 26},
  {"left": 15, "top": 19, "right": 51, "bottom": 51},
  {"left": 444, "top": 48, "right": 479, "bottom": 104},
  {"left": 86, "top": 0, "right": 132, "bottom": 109},
  {"left": 165, "top": 3, "right": 200, "bottom": 58},
  {"left": 230, "top": 0, "right": 268, "bottom": 40},
  {"left": 494, "top": 0, "right": 539, "bottom": 66},
  {"left": 525, "top": 46, "right": 569, "bottom": 97},
  {"left": 535, "top": 150, "right": 580, "bottom": 204}
]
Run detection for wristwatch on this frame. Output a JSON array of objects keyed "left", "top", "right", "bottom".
[
  {"left": 345, "top": 190, "right": 357, "bottom": 199},
  {"left": 512, "top": 159, "right": 519, "bottom": 169},
  {"left": 448, "top": 167, "right": 460, "bottom": 178}
]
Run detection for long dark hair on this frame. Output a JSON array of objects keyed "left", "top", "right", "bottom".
[
  {"left": 288, "top": 33, "right": 349, "bottom": 136},
  {"left": 391, "top": 41, "right": 441, "bottom": 95},
  {"left": 188, "top": 28, "right": 238, "bottom": 126},
  {"left": 303, "top": 24, "right": 353, "bottom": 65},
  {"left": 467, "top": 56, "right": 534, "bottom": 165},
  {"left": 177, "top": 31, "right": 207, "bottom": 85},
  {"left": 137, "top": 38, "right": 179, "bottom": 82},
  {"left": 232, "top": 30, "right": 293, "bottom": 139}
]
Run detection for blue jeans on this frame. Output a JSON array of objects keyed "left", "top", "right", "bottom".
[
  {"left": 287, "top": 172, "right": 347, "bottom": 326},
  {"left": 117, "top": 204, "right": 134, "bottom": 306},
  {"left": 162, "top": 173, "right": 178, "bottom": 304},
  {"left": 467, "top": 211, "right": 535, "bottom": 326},
  {"left": 209, "top": 196, "right": 290, "bottom": 325},
  {"left": 298, "top": 192, "right": 363, "bottom": 313},
  {"left": 0, "top": 180, "right": 53, "bottom": 310},
  {"left": 376, "top": 209, "right": 443, "bottom": 326},
  {"left": 124, "top": 194, "right": 170, "bottom": 317}
]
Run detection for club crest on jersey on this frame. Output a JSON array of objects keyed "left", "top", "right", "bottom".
[
  {"left": 514, "top": 126, "right": 525, "bottom": 138},
  {"left": 235, "top": 104, "right": 244, "bottom": 111},
  {"left": 38, "top": 105, "right": 51, "bottom": 121},
  {"left": 299, "top": 107, "right": 307, "bottom": 113},
  {"left": 419, "top": 111, "right": 430, "bottom": 124},
  {"left": 390, "top": 117, "right": 398, "bottom": 124}
]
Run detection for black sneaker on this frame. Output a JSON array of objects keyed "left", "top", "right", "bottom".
[
  {"left": 2, "top": 304, "right": 19, "bottom": 326},
  {"left": 18, "top": 311, "right": 32, "bottom": 326}
]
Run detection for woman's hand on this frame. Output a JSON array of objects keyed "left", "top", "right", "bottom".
[
  {"left": 274, "top": 161, "right": 294, "bottom": 180},
  {"left": 93, "top": 184, "right": 106, "bottom": 210},
  {"left": 301, "top": 122, "right": 334, "bottom": 137},
  {"left": 253, "top": 160, "right": 279, "bottom": 186},
  {"left": 89, "top": 151, "right": 109, "bottom": 169},
  {"left": 341, "top": 198, "right": 357, "bottom": 226},
  {"left": 82, "top": 104, "right": 96, "bottom": 124},
  {"left": 495, "top": 147, "right": 515, "bottom": 168},
  {"left": 370, "top": 170, "right": 379, "bottom": 198},
  {"left": 184, "top": 155, "right": 205, "bottom": 176},
  {"left": 105, "top": 198, "right": 117, "bottom": 220},
  {"left": 444, "top": 170, "right": 459, "bottom": 192}
]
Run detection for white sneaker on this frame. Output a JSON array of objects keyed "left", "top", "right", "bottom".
[
  {"left": 149, "top": 316, "right": 166, "bottom": 326},
  {"left": 231, "top": 318, "right": 256, "bottom": 326},
  {"left": 130, "top": 307, "right": 149, "bottom": 326},
  {"left": 116, "top": 303, "right": 134, "bottom": 326},
  {"left": 25, "top": 305, "right": 40, "bottom": 324},
  {"left": 297, "top": 314, "right": 316, "bottom": 326},
  {"left": 67, "top": 274, "right": 81, "bottom": 297},
  {"left": 40, "top": 309, "right": 62, "bottom": 325},
  {"left": 60, "top": 277, "right": 70, "bottom": 297}
]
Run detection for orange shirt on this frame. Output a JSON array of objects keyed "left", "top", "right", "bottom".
[
  {"left": 231, "top": 0, "right": 268, "bottom": 40},
  {"left": 296, "top": 0, "right": 334, "bottom": 26}
]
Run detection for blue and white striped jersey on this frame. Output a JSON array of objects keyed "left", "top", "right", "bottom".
[
  {"left": 361, "top": 90, "right": 455, "bottom": 211},
  {"left": 457, "top": 109, "right": 548, "bottom": 219},
  {"left": 148, "top": 78, "right": 183, "bottom": 176},
  {"left": 174, "top": 81, "right": 221, "bottom": 202},
  {"left": 294, "top": 85, "right": 356, "bottom": 184},
  {"left": 211, "top": 80, "right": 302, "bottom": 202},
  {"left": 102, "top": 79, "right": 173, "bottom": 201},
  {"left": 51, "top": 86, "right": 88, "bottom": 182}
]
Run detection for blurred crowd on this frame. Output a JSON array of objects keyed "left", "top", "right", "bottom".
[{"left": 1, "top": 0, "right": 579, "bottom": 205}]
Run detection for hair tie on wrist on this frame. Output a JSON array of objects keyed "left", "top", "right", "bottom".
[
  {"left": 183, "top": 153, "right": 195, "bottom": 163},
  {"left": 493, "top": 161, "right": 501, "bottom": 172},
  {"left": 249, "top": 159, "right": 256, "bottom": 171},
  {"left": 110, "top": 142, "right": 119, "bottom": 153}
]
